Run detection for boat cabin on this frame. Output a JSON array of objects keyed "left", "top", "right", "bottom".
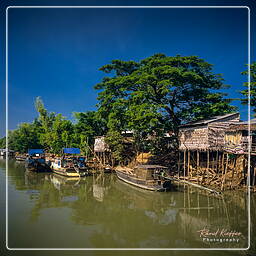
[
  {"left": 0, "top": 149, "right": 15, "bottom": 158},
  {"left": 133, "top": 165, "right": 168, "bottom": 180},
  {"left": 27, "top": 149, "right": 45, "bottom": 162}
]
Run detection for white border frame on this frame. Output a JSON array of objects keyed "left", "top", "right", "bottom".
[{"left": 5, "top": 5, "right": 251, "bottom": 251}]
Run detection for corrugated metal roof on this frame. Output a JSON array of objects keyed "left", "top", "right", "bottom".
[{"left": 180, "top": 112, "right": 240, "bottom": 128}]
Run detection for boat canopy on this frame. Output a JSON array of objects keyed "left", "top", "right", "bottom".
[
  {"left": 28, "top": 149, "right": 44, "bottom": 155},
  {"left": 63, "top": 148, "right": 80, "bottom": 154}
]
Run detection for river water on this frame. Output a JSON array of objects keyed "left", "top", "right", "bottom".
[{"left": 0, "top": 159, "right": 255, "bottom": 255}]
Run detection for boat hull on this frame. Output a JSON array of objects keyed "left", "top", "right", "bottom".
[
  {"left": 25, "top": 161, "right": 51, "bottom": 172},
  {"left": 115, "top": 170, "right": 171, "bottom": 192},
  {"left": 52, "top": 167, "right": 87, "bottom": 177}
]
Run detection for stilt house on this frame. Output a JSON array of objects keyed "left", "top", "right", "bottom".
[
  {"left": 179, "top": 112, "right": 240, "bottom": 152},
  {"left": 224, "top": 119, "right": 256, "bottom": 154}
]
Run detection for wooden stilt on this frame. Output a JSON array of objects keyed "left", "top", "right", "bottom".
[
  {"left": 221, "top": 154, "right": 229, "bottom": 191},
  {"left": 230, "top": 156, "right": 236, "bottom": 189},
  {"left": 178, "top": 151, "right": 180, "bottom": 178},
  {"left": 221, "top": 152, "right": 225, "bottom": 173},
  {"left": 243, "top": 155, "right": 246, "bottom": 185},
  {"left": 183, "top": 150, "right": 186, "bottom": 180},
  {"left": 188, "top": 150, "right": 190, "bottom": 178},
  {"left": 206, "top": 150, "right": 209, "bottom": 184},
  {"left": 216, "top": 150, "right": 219, "bottom": 173},
  {"left": 197, "top": 150, "right": 199, "bottom": 184}
]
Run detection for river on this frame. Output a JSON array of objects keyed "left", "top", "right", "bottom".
[{"left": 0, "top": 159, "right": 255, "bottom": 256}]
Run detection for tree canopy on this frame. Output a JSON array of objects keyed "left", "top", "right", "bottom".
[
  {"left": 241, "top": 62, "right": 256, "bottom": 116},
  {"left": 95, "top": 54, "right": 236, "bottom": 158}
]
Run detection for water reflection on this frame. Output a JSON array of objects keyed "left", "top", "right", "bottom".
[{"left": 1, "top": 159, "right": 250, "bottom": 249}]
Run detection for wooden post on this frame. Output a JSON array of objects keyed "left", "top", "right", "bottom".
[
  {"left": 221, "top": 152, "right": 225, "bottom": 173},
  {"left": 230, "top": 156, "right": 236, "bottom": 189},
  {"left": 243, "top": 155, "right": 246, "bottom": 185},
  {"left": 103, "top": 152, "right": 106, "bottom": 166},
  {"left": 178, "top": 151, "right": 180, "bottom": 178},
  {"left": 221, "top": 154, "right": 229, "bottom": 191},
  {"left": 212, "top": 151, "right": 215, "bottom": 172},
  {"left": 216, "top": 150, "right": 219, "bottom": 173},
  {"left": 197, "top": 150, "right": 199, "bottom": 184},
  {"left": 207, "top": 150, "right": 210, "bottom": 183},
  {"left": 188, "top": 150, "right": 190, "bottom": 178},
  {"left": 183, "top": 150, "right": 186, "bottom": 180}
]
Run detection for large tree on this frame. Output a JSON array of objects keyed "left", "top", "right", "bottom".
[
  {"left": 95, "top": 54, "right": 236, "bottom": 159},
  {"left": 241, "top": 62, "right": 256, "bottom": 115}
]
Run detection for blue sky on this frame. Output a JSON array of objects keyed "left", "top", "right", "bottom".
[{"left": 0, "top": 1, "right": 255, "bottom": 137}]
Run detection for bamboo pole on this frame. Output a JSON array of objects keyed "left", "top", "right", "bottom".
[
  {"left": 178, "top": 151, "right": 180, "bottom": 178},
  {"left": 207, "top": 150, "right": 209, "bottom": 178},
  {"left": 221, "top": 152, "right": 225, "bottom": 173},
  {"left": 183, "top": 150, "right": 186, "bottom": 180},
  {"left": 230, "top": 156, "right": 236, "bottom": 189},
  {"left": 197, "top": 150, "right": 199, "bottom": 184},
  {"left": 216, "top": 150, "right": 219, "bottom": 173},
  {"left": 221, "top": 154, "right": 229, "bottom": 191},
  {"left": 188, "top": 150, "right": 190, "bottom": 178}
]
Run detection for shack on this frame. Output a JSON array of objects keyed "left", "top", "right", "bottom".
[
  {"left": 224, "top": 119, "right": 256, "bottom": 155},
  {"left": 179, "top": 112, "right": 240, "bottom": 151},
  {"left": 177, "top": 113, "right": 244, "bottom": 189},
  {"left": 94, "top": 136, "right": 109, "bottom": 153}
]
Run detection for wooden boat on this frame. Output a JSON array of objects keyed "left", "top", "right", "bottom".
[
  {"left": 51, "top": 148, "right": 88, "bottom": 177},
  {"left": 25, "top": 149, "right": 51, "bottom": 172},
  {"left": 104, "top": 165, "right": 112, "bottom": 173},
  {"left": 15, "top": 155, "right": 27, "bottom": 161},
  {"left": 0, "top": 149, "right": 15, "bottom": 159},
  {"left": 115, "top": 164, "right": 172, "bottom": 191}
]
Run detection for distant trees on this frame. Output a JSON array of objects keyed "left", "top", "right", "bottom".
[
  {"left": 5, "top": 97, "right": 106, "bottom": 154},
  {"left": 95, "top": 54, "right": 236, "bottom": 159},
  {"left": 8, "top": 122, "right": 43, "bottom": 153},
  {"left": 241, "top": 62, "right": 256, "bottom": 116}
]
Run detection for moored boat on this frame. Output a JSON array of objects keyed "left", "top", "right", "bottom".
[
  {"left": 25, "top": 149, "right": 51, "bottom": 172},
  {"left": 50, "top": 148, "right": 88, "bottom": 177},
  {"left": 115, "top": 164, "right": 172, "bottom": 192}
]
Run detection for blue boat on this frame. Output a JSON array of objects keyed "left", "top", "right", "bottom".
[{"left": 25, "top": 149, "right": 51, "bottom": 172}]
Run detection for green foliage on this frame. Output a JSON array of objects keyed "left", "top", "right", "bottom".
[
  {"left": 0, "top": 137, "right": 6, "bottom": 149},
  {"left": 8, "top": 122, "right": 43, "bottom": 153},
  {"left": 95, "top": 54, "right": 236, "bottom": 158},
  {"left": 105, "top": 130, "right": 126, "bottom": 162},
  {"left": 2, "top": 98, "right": 107, "bottom": 154},
  {"left": 241, "top": 62, "right": 256, "bottom": 115}
]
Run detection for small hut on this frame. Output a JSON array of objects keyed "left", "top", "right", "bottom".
[
  {"left": 177, "top": 112, "right": 241, "bottom": 179},
  {"left": 179, "top": 112, "right": 240, "bottom": 151},
  {"left": 94, "top": 136, "right": 109, "bottom": 153},
  {"left": 224, "top": 119, "right": 256, "bottom": 155}
]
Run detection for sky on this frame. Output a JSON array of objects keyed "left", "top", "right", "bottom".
[{"left": 0, "top": 0, "right": 255, "bottom": 137}]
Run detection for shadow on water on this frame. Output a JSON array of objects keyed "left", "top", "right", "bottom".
[{"left": 0, "top": 159, "right": 255, "bottom": 255}]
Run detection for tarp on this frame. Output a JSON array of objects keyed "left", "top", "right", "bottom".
[
  {"left": 63, "top": 148, "right": 80, "bottom": 154},
  {"left": 28, "top": 149, "right": 44, "bottom": 155}
]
